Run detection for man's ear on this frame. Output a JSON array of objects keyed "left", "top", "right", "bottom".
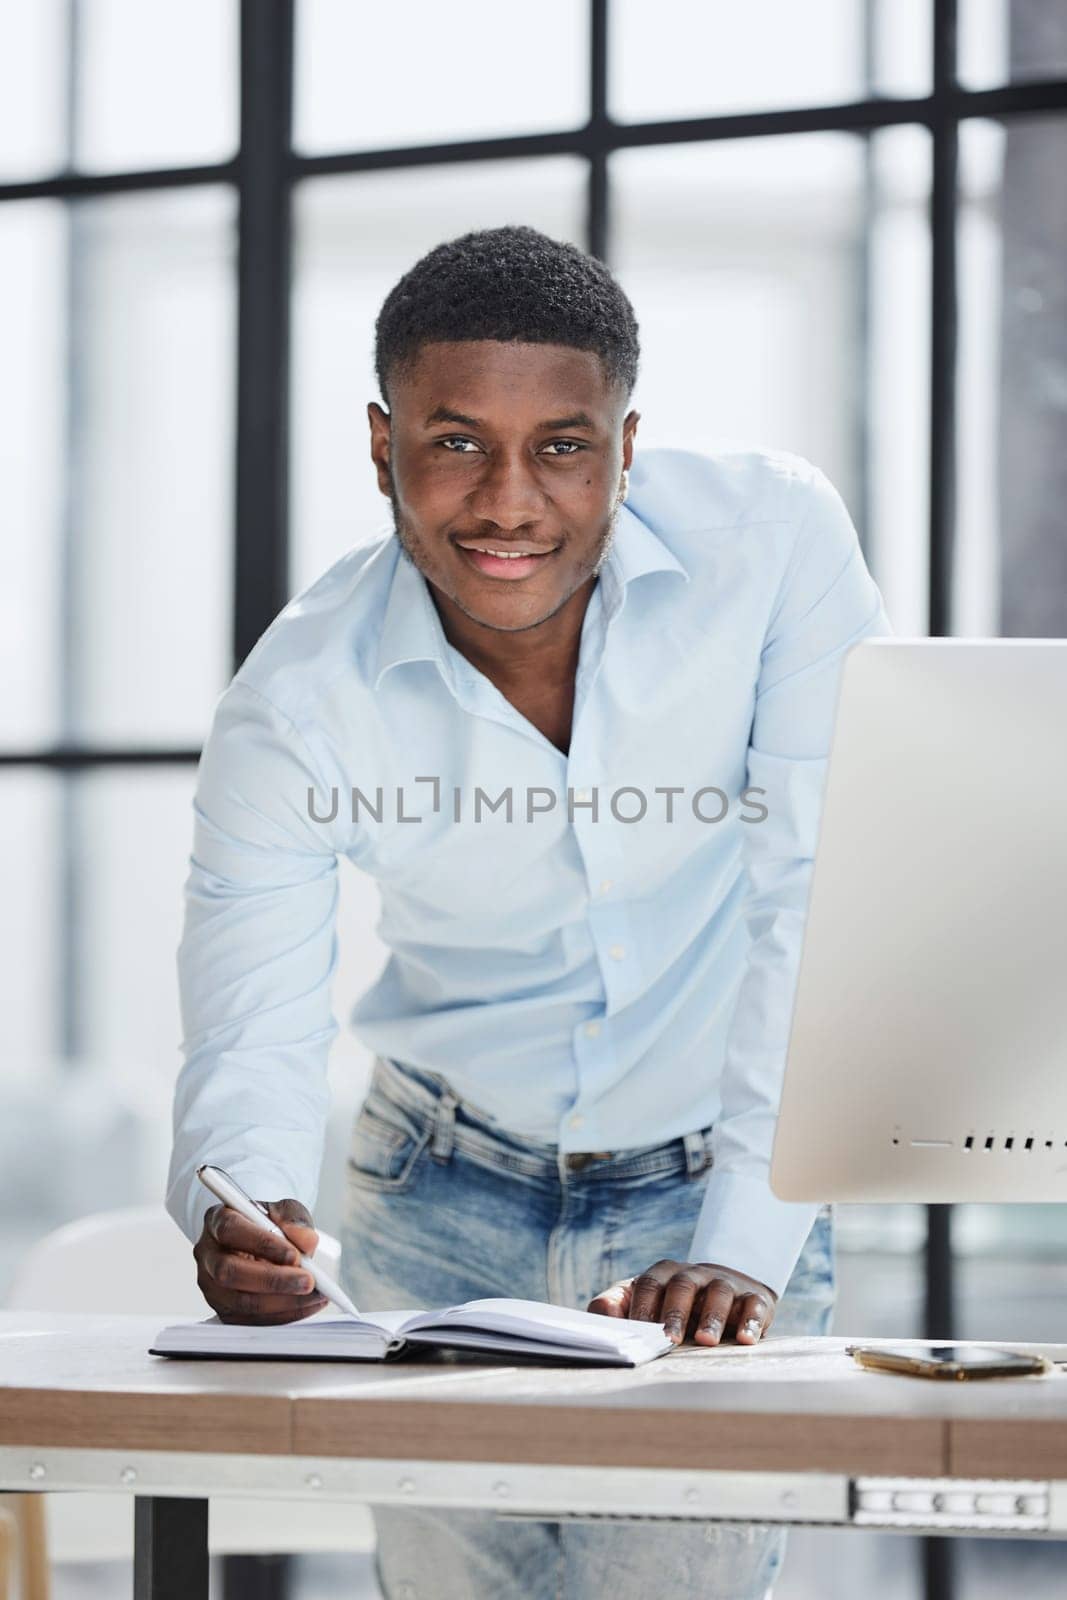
[
  {"left": 622, "top": 408, "right": 640, "bottom": 472},
  {"left": 368, "top": 401, "right": 392, "bottom": 498}
]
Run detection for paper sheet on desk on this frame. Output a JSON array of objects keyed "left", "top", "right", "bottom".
[
  {"left": 492, "top": 1336, "right": 1067, "bottom": 1400},
  {"left": 461, "top": 1336, "right": 851, "bottom": 1398}
]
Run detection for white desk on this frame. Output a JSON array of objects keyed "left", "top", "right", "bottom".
[{"left": 2, "top": 1313, "right": 1065, "bottom": 1598}]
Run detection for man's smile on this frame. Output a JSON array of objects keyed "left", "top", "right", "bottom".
[{"left": 453, "top": 540, "right": 562, "bottom": 581}]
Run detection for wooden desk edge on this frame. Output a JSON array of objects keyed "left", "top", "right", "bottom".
[
  {"left": 0, "top": 1389, "right": 292, "bottom": 1457},
  {"left": 3, "top": 1383, "right": 1063, "bottom": 1479},
  {"left": 949, "top": 1419, "right": 1067, "bottom": 1479},
  {"left": 291, "top": 1397, "right": 948, "bottom": 1476}
]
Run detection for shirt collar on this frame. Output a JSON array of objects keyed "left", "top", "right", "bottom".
[
  {"left": 373, "top": 500, "right": 689, "bottom": 691},
  {"left": 373, "top": 540, "right": 453, "bottom": 691},
  {"left": 603, "top": 496, "right": 690, "bottom": 610}
]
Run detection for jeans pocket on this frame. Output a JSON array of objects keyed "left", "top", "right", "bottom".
[{"left": 346, "top": 1098, "right": 431, "bottom": 1193}]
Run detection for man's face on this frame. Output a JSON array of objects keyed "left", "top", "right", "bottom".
[{"left": 367, "top": 340, "right": 638, "bottom": 635}]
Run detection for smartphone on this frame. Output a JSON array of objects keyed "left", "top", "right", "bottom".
[{"left": 845, "top": 1343, "right": 1052, "bottom": 1380}]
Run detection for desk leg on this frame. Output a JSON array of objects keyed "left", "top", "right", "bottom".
[
  {"left": 922, "top": 1532, "right": 956, "bottom": 1600},
  {"left": 134, "top": 1497, "right": 208, "bottom": 1600}
]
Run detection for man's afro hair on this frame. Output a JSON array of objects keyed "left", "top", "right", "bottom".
[{"left": 374, "top": 224, "right": 639, "bottom": 404}]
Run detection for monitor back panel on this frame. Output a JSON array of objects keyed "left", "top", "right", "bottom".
[{"left": 770, "top": 638, "right": 1067, "bottom": 1203}]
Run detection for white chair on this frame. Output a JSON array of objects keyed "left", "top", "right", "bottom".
[{"left": 5, "top": 1207, "right": 375, "bottom": 1577}]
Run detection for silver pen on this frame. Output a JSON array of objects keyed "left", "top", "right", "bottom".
[{"left": 197, "top": 1163, "right": 361, "bottom": 1318}]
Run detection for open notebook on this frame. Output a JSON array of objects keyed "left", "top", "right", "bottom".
[{"left": 151, "top": 1298, "right": 674, "bottom": 1368}]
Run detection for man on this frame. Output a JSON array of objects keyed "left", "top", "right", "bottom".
[{"left": 168, "top": 224, "right": 890, "bottom": 1597}]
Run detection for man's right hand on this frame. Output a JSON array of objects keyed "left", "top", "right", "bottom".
[{"left": 193, "top": 1197, "right": 329, "bottom": 1325}]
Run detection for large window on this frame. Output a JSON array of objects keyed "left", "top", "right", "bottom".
[
  {"left": 2, "top": 7, "right": 1066, "bottom": 1593},
  {"left": 1, "top": 0, "right": 241, "bottom": 1291}
]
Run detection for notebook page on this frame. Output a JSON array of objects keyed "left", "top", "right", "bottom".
[
  {"left": 399, "top": 1298, "right": 672, "bottom": 1356},
  {"left": 150, "top": 1308, "right": 424, "bottom": 1359},
  {"left": 400, "top": 1325, "right": 668, "bottom": 1365}
]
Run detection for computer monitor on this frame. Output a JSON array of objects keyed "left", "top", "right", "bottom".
[{"left": 770, "top": 638, "right": 1067, "bottom": 1203}]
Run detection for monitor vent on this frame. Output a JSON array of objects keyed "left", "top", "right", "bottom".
[
  {"left": 960, "top": 1133, "right": 1055, "bottom": 1152},
  {"left": 892, "top": 1133, "right": 1061, "bottom": 1150}
]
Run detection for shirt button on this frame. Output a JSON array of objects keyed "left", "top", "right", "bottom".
[
  {"left": 608, "top": 943, "right": 626, "bottom": 961},
  {"left": 574, "top": 788, "right": 592, "bottom": 803},
  {"left": 598, "top": 879, "right": 613, "bottom": 895},
  {"left": 569, "top": 1113, "right": 585, "bottom": 1130},
  {"left": 584, "top": 1020, "right": 601, "bottom": 1038}
]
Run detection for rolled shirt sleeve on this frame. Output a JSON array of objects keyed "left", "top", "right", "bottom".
[
  {"left": 687, "top": 463, "right": 894, "bottom": 1299},
  {"left": 166, "top": 679, "right": 341, "bottom": 1243}
]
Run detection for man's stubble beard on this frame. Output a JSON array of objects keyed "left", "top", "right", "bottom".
[{"left": 385, "top": 466, "right": 627, "bottom": 636}]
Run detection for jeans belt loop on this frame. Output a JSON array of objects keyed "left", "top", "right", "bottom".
[
  {"left": 683, "top": 1129, "right": 707, "bottom": 1176},
  {"left": 431, "top": 1088, "right": 458, "bottom": 1164}
]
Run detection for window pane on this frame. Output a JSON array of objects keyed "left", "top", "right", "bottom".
[
  {"left": 2, "top": 189, "right": 235, "bottom": 751},
  {"left": 76, "top": 767, "right": 195, "bottom": 1085},
  {"left": 954, "top": 1204, "right": 1067, "bottom": 1342},
  {"left": 613, "top": 130, "right": 931, "bottom": 634},
  {"left": 0, "top": 202, "right": 65, "bottom": 745},
  {"left": 67, "top": 187, "right": 237, "bottom": 746},
  {"left": 294, "top": 0, "right": 588, "bottom": 156},
  {"left": 955, "top": 115, "right": 1067, "bottom": 637},
  {"left": 865, "top": 125, "right": 932, "bottom": 636},
  {"left": 290, "top": 159, "right": 587, "bottom": 591},
  {"left": 0, "top": 772, "right": 60, "bottom": 1077},
  {"left": 959, "top": 0, "right": 1067, "bottom": 89},
  {"left": 955, "top": 119, "right": 1006, "bottom": 635},
  {"left": 613, "top": 137, "right": 866, "bottom": 496},
  {"left": 0, "top": 0, "right": 68, "bottom": 180},
  {"left": 0, "top": 0, "right": 238, "bottom": 180},
  {"left": 872, "top": 0, "right": 936, "bottom": 99},
  {"left": 834, "top": 1205, "right": 927, "bottom": 1337},
  {"left": 75, "top": 0, "right": 238, "bottom": 173},
  {"left": 1, "top": 767, "right": 194, "bottom": 1078},
  {"left": 0, "top": 767, "right": 197, "bottom": 1299},
  {"left": 610, "top": 0, "right": 932, "bottom": 124}
]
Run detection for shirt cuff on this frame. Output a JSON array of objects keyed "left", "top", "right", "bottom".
[{"left": 686, "top": 1168, "right": 820, "bottom": 1302}]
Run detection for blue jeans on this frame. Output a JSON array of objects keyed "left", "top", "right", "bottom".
[{"left": 341, "top": 1054, "right": 835, "bottom": 1600}]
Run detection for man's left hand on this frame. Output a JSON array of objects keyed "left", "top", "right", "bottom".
[{"left": 587, "top": 1260, "right": 778, "bottom": 1346}]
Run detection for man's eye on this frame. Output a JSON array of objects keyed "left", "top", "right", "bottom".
[{"left": 436, "top": 437, "right": 584, "bottom": 456}]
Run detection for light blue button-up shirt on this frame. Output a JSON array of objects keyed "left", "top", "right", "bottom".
[{"left": 167, "top": 444, "right": 892, "bottom": 1298}]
